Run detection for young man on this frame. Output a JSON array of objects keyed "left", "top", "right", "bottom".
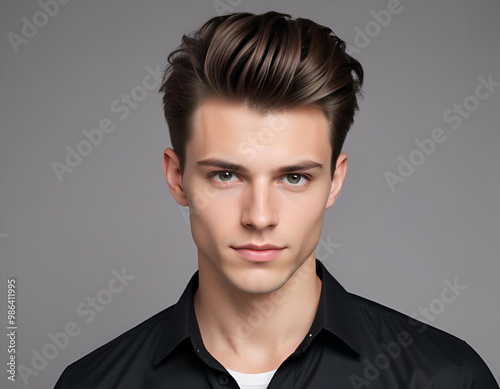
[{"left": 55, "top": 11, "right": 498, "bottom": 388}]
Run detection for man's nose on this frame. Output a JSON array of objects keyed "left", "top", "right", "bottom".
[{"left": 240, "top": 180, "right": 279, "bottom": 231}]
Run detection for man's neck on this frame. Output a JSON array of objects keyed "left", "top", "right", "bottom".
[{"left": 193, "top": 256, "right": 322, "bottom": 373}]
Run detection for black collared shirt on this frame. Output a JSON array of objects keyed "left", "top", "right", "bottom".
[{"left": 54, "top": 259, "right": 498, "bottom": 388}]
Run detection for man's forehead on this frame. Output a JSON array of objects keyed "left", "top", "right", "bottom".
[{"left": 190, "top": 99, "right": 329, "bottom": 143}]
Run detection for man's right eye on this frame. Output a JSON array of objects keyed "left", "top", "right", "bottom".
[{"left": 209, "top": 171, "right": 238, "bottom": 183}]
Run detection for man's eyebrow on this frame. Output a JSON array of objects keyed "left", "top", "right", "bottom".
[{"left": 196, "top": 158, "right": 324, "bottom": 174}]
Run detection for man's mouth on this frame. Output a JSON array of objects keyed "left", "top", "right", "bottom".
[{"left": 231, "top": 244, "right": 286, "bottom": 262}]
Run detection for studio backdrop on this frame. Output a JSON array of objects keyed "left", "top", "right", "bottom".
[{"left": 0, "top": 0, "right": 499, "bottom": 387}]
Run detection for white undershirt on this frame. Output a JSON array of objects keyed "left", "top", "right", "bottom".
[{"left": 226, "top": 368, "right": 278, "bottom": 389}]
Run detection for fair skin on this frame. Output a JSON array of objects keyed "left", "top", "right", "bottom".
[{"left": 163, "top": 99, "right": 347, "bottom": 373}]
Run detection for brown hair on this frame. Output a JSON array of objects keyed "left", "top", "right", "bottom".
[{"left": 160, "top": 11, "right": 363, "bottom": 178}]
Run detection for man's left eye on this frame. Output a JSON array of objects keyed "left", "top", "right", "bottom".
[{"left": 281, "top": 174, "right": 308, "bottom": 185}]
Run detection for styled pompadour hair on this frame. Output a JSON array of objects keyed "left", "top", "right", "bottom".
[{"left": 160, "top": 11, "right": 364, "bottom": 178}]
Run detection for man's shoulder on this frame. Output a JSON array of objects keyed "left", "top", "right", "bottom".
[
  {"left": 54, "top": 304, "right": 175, "bottom": 388},
  {"left": 349, "top": 291, "right": 455, "bottom": 339},
  {"left": 347, "top": 292, "right": 497, "bottom": 385}
]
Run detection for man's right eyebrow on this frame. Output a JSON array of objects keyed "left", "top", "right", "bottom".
[{"left": 196, "top": 158, "right": 249, "bottom": 173}]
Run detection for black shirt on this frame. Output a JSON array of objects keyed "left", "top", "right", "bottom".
[{"left": 54, "top": 259, "right": 498, "bottom": 388}]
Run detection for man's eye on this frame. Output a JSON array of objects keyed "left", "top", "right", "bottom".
[
  {"left": 280, "top": 173, "right": 308, "bottom": 186},
  {"left": 212, "top": 171, "right": 237, "bottom": 182}
]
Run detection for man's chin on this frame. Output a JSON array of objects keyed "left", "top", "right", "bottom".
[{"left": 229, "top": 272, "right": 288, "bottom": 296}]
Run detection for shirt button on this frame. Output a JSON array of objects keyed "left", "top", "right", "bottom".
[{"left": 218, "top": 375, "right": 229, "bottom": 385}]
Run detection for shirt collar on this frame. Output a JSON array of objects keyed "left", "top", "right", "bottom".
[
  {"left": 311, "top": 259, "right": 364, "bottom": 356},
  {"left": 154, "top": 259, "right": 363, "bottom": 366},
  {"left": 153, "top": 270, "right": 201, "bottom": 366}
]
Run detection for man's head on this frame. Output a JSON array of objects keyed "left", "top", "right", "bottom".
[
  {"left": 160, "top": 11, "right": 363, "bottom": 180},
  {"left": 161, "top": 11, "right": 363, "bottom": 295}
]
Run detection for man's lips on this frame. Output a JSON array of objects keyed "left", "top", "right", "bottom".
[{"left": 231, "top": 244, "right": 286, "bottom": 262}]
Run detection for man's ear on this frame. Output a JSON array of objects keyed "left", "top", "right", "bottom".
[
  {"left": 163, "top": 147, "right": 188, "bottom": 206},
  {"left": 325, "top": 153, "right": 347, "bottom": 210}
]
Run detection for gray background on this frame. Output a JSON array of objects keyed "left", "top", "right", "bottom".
[{"left": 1, "top": 0, "right": 498, "bottom": 387}]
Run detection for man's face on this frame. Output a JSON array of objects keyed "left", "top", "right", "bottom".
[{"left": 164, "top": 99, "right": 346, "bottom": 295}]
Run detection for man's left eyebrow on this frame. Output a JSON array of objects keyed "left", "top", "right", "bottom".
[
  {"left": 273, "top": 160, "right": 324, "bottom": 174},
  {"left": 195, "top": 158, "right": 324, "bottom": 173}
]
